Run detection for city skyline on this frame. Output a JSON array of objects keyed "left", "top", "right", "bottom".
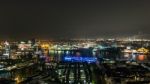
[{"left": 0, "top": 0, "right": 150, "bottom": 39}]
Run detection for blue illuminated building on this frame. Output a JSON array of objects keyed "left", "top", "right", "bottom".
[{"left": 63, "top": 56, "right": 97, "bottom": 63}]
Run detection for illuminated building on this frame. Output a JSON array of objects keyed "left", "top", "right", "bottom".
[
  {"left": 64, "top": 56, "right": 97, "bottom": 63},
  {"left": 137, "top": 47, "right": 149, "bottom": 54},
  {"left": 0, "top": 41, "right": 10, "bottom": 59}
]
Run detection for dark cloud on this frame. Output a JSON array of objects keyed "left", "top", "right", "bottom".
[{"left": 0, "top": 0, "right": 150, "bottom": 40}]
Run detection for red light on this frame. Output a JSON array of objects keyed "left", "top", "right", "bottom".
[{"left": 138, "top": 55, "right": 145, "bottom": 61}]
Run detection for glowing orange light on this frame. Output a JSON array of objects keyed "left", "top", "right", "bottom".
[
  {"left": 41, "top": 44, "right": 50, "bottom": 49},
  {"left": 138, "top": 55, "right": 145, "bottom": 61}
]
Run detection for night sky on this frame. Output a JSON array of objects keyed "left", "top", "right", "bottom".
[{"left": 0, "top": 0, "right": 150, "bottom": 40}]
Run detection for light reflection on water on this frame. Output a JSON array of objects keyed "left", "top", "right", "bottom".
[{"left": 0, "top": 49, "right": 149, "bottom": 83}]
